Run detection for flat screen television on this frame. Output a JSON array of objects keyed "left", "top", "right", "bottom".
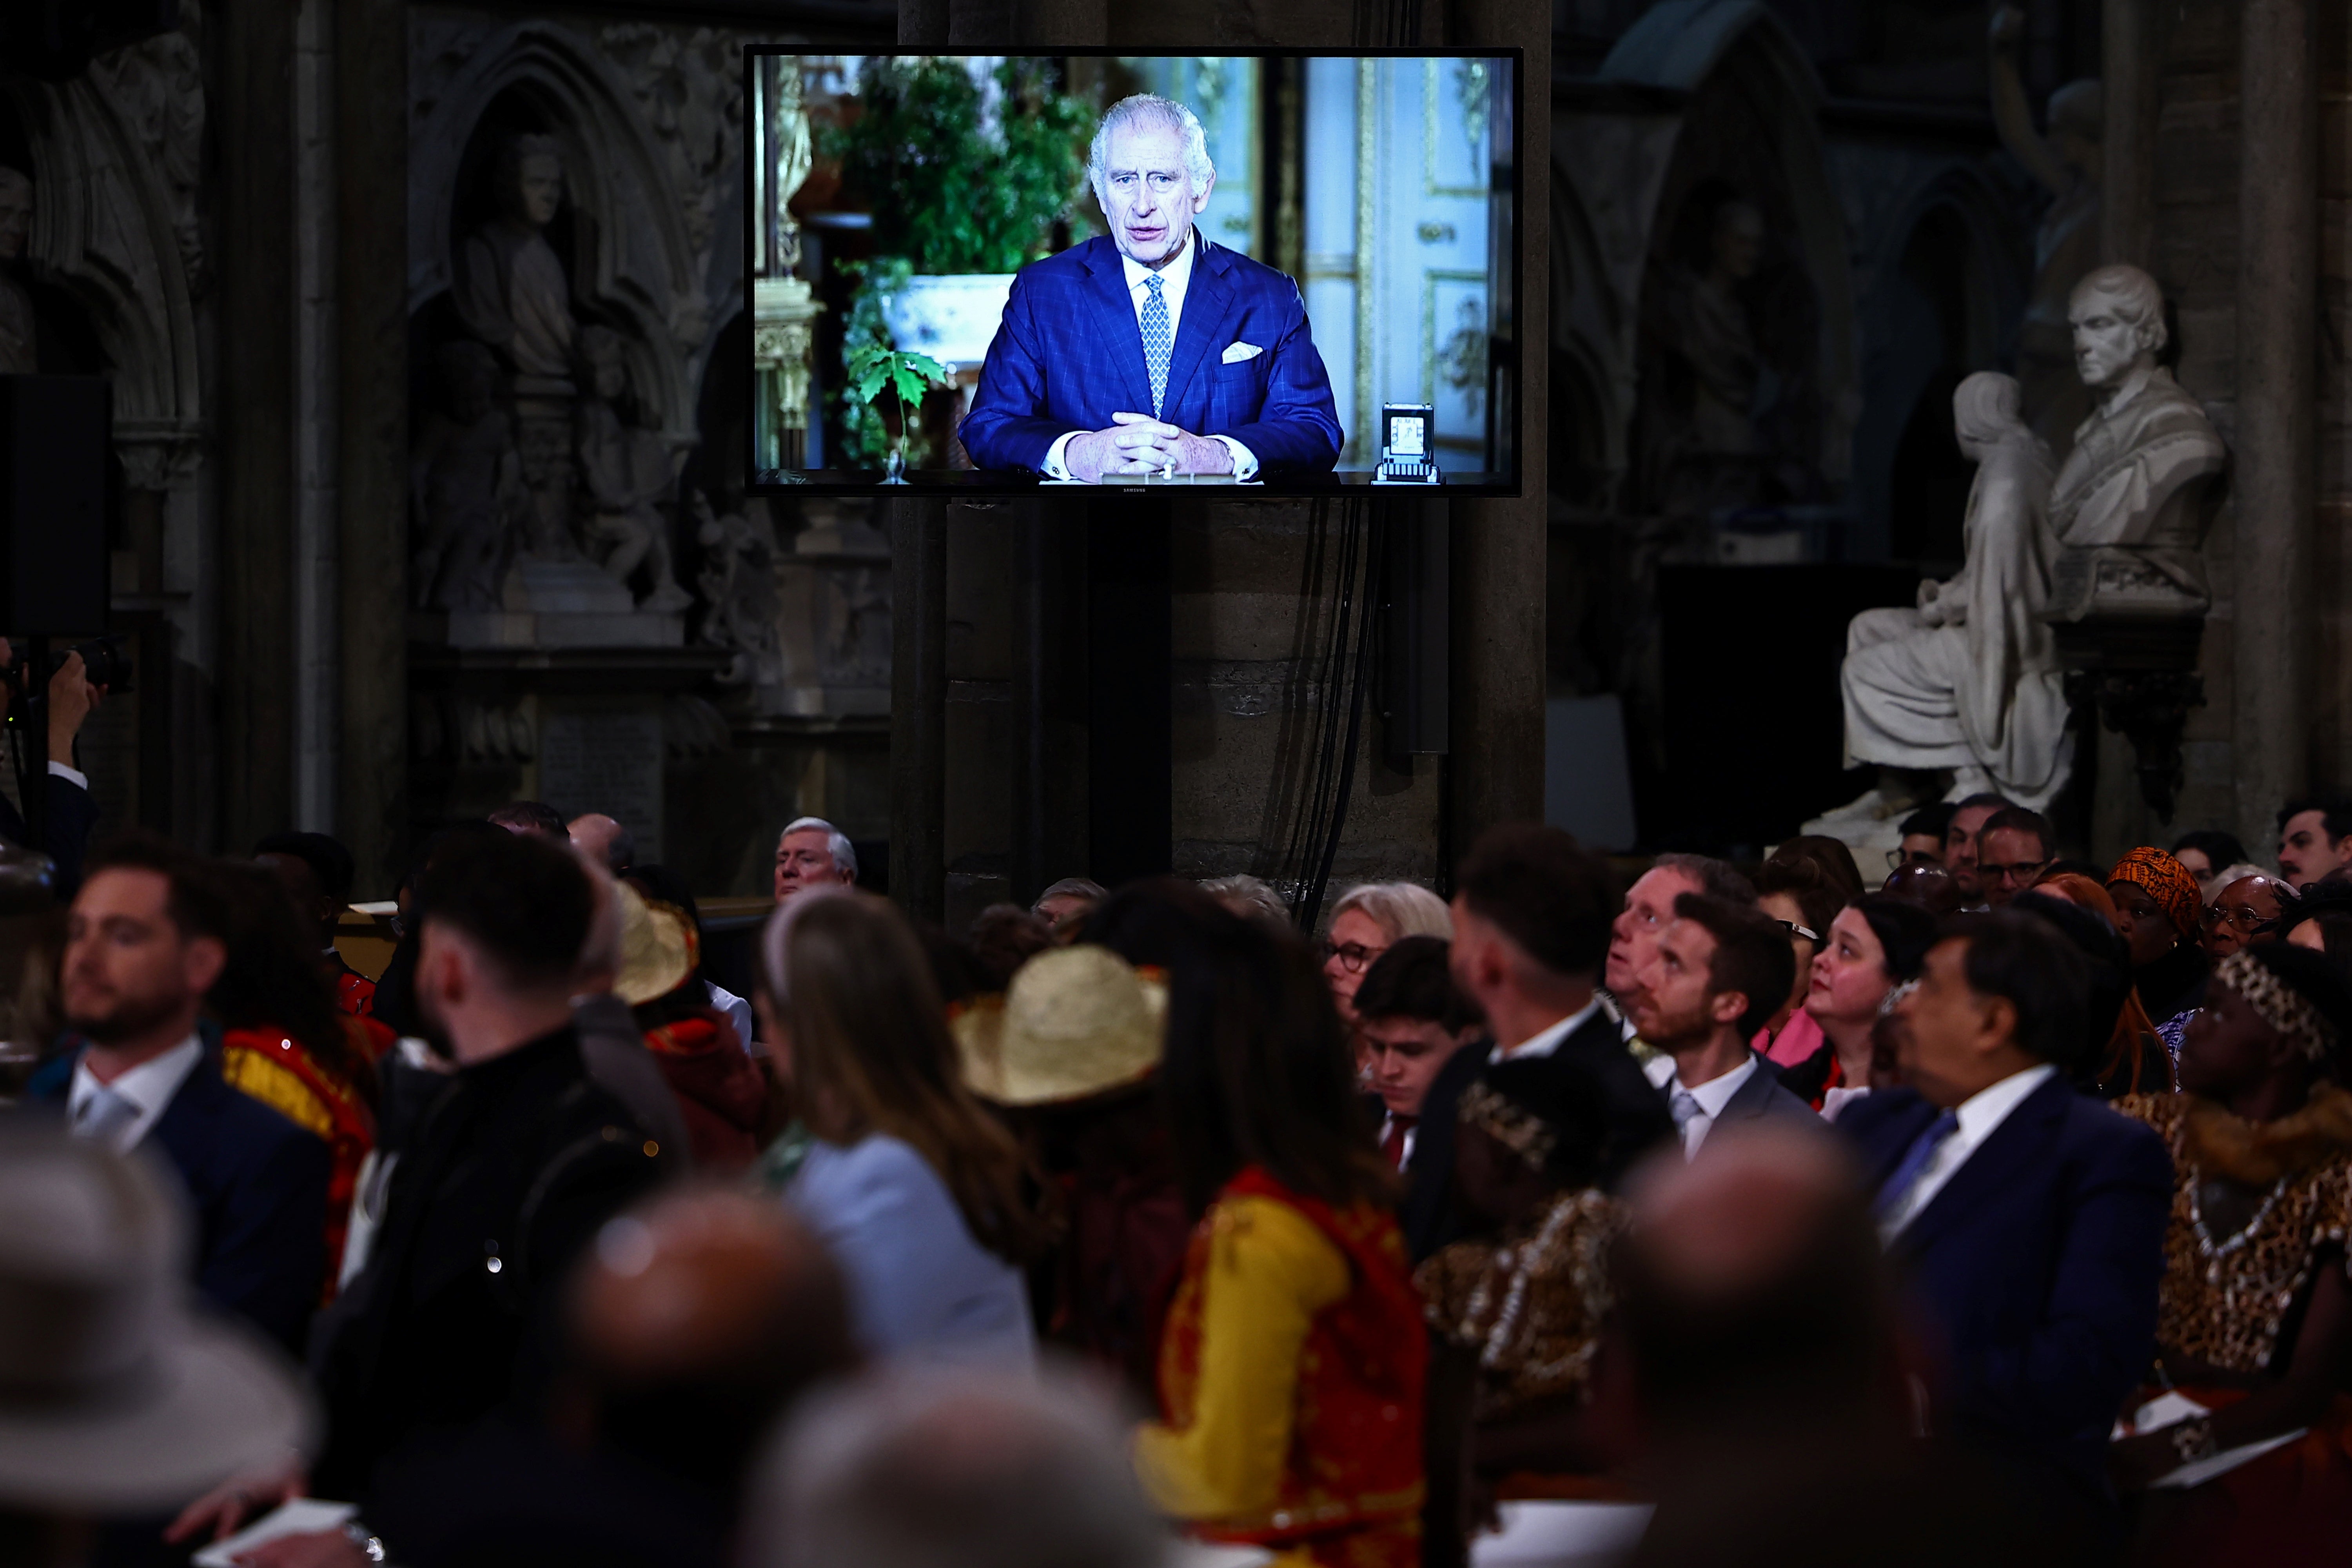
[{"left": 744, "top": 49, "right": 1523, "bottom": 497}]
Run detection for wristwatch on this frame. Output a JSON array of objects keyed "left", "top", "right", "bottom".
[
  {"left": 2169, "top": 1417, "right": 2217, "bottom": 1466},
  {"left": 343, "top": 1521, "right": 388, "bottom": 1563}
]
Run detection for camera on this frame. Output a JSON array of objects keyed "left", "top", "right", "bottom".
[{"left": 3, "top": 635, "right": 135, "bottom": 702}]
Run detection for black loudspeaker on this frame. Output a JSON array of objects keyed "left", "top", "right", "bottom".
[{"left": 0, "top": 375, "right": 111, "bottom": 636}]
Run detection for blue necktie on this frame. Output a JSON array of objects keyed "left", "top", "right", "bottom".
[
  {"left": 1140, "top": 273, "right": 1171, "bottom": 419},
  {"left": 1873, "top": 1109, "right": 1961, "bottom": 1220}
]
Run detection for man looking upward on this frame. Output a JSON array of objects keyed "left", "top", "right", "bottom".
[
  {"left": 960, "top": 94, "right": 1341, "bottom": 482},
  {"left": 1631, "top": 895, "right": 1817, "bottom": 1158}
]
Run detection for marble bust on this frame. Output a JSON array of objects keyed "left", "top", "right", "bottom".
[
  {"left": 2042, "top": 264, "right": 2227, "bottom": 620},
  {"left": 455, "top": 134, "right": 577, "bottom": 383},
  {"left": 0, "top": 167, "right": 36, "bottom": 375},
  {"left": 1824, "top": 372, "right": 2072, "bottom": 819}
]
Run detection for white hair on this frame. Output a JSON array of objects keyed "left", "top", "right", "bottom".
[
  {"left": 1329, "top": 880, "right": 1454, "bottom": 942},
  {"left": 1088, "top": 94, "right": 1214, "bottom": 200},
  {"left": 780, "top": 816, "right": 857, "bottom": 881}
]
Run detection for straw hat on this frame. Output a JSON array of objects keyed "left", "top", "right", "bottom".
[
  {"left": 614, "top": 882, "right": 699, "bottom": 1006},
  {"left": 954, "top": 944, "right": 1167, "bottom": 1107},
  {"left": 0, "top": 1124, "right": 314, "bottom": 1511}
]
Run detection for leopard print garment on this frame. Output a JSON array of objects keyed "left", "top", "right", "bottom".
[
  {"left": 2118, "top": 1093, "right": 2352, "bottom": 1373},
  {"left": 1414, "top": 1188, "right": 1625, "bottom": 1418}
]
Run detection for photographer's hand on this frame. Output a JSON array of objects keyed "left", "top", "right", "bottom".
[{"left": 47, "top": 649, "right": 103, "bottom": 762}]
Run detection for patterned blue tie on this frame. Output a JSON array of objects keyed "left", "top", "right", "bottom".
[
  {"left": 1873, "top": 1109, "right": 1961, "bottom": 1221},
  {"left": 1140, "top": 272, "right": 1172, "bottom": 419}
]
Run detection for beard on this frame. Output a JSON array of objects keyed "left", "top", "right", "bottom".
[
  {"left": 65, "top": 984, "right": 190, "bottom": 1047},
  {"left": 1638, "top": 996, "right": 1717, "bottom": 1051}
]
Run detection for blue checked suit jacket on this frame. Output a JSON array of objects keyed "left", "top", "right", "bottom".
[{"left": 959, "top": 234, "right": 1344, "bottom": 476}]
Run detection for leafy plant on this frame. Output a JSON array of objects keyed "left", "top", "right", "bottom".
[
  {"left": 831, "top": 256, "right": 910, "bottom": 468},
  {"left": 843, "top": 339, "right": 952, "bottom": 476},
  {"left": 820, "top": 56, "right": 1093, "bottom": 276}
]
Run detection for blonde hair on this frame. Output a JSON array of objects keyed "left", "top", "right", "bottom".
[{"left": 1328, "top": 880, "right": 1452, "bottom": 942}]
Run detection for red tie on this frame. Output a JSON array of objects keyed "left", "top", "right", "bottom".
[{"left": 1380, "top": 1114, "right": 1417, "bottom": 1170}]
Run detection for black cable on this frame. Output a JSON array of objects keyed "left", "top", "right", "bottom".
[{"left": 1299, "top": 503, "right": 1385, "bottom": 931}]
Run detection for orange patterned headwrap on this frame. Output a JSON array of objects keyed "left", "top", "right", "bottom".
[{"left": 2108, "top": 847, "right": 2203, "bottom": 942}]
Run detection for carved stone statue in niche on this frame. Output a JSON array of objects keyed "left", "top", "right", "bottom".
[
  {"left": 1811, "top": 371, "right": 2072, "bottom": 833},
  {"left": 411, "top": 340, "right": 530, "bottom": 610},
  {"left": 1990, "top": 5, "right": 2102, "bottom": 453},
  {"left": 2043, "top": 264, "right": 2226, "bottom": 620},
  {"left": 0, "top": 167, "right": 38, "bottom": 375},
  {"left": 574, "top": 325, "right": 691, "bottom": 612},
  {"left": 693, "top": 489, "right": 781, "bottom": 686},
  {"left": 456, "top": 133, "right": 579, "bottom": 555}
]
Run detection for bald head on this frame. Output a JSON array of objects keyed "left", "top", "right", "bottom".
[
  {"left": 566, "top": 1188, "right": 855, "bottom": 1489},
  {"left": 568, "top": 813, "right": 634, "bottom": 874}
]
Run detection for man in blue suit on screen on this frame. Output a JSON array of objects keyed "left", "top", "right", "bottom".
[{"left": 959, "top": 93, "right": 1343, "bottom": 483}]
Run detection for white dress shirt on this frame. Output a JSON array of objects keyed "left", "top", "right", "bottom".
[
  {"left": 1040, "top": 227, "right": 1259, "bottom": 481},
  {"left": 1643, "top": 1051, "right": 1759, "bottom": 1157},
  {"left": 48, "top": 760, "right": 86, "bottom": 788},
  {"left": 1877, "top": 1062, "right": 2058, "bottom": 1240},
  {"left": 1377, "top": 1111, "right": 1418, "bottom": 1172},
  {"left": 706, "top": 980, "right": 755, "bottom": 1053},
  {"left": 67, "top": 1036, "right": 203, "bottom": 1152},
  {"left": 1489, "top": 995, "right": 1608, "bottom": 1065}
]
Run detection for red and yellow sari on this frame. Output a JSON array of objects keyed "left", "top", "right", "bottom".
[{"left": 220, "top": 1025, "right": 376, "bottom": 1298}]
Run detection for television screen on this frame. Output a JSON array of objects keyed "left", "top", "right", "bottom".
[{"left": 744, "top": 50, "right": 1522, "bottom": 496}]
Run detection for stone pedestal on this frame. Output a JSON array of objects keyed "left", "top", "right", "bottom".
[{"left": 2053, "top": 615, "right": 2206, "bottom": 829}]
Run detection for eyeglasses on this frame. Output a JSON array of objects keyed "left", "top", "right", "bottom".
[
  {"left": 1322, "top": 939, "right": 1383, "bottom": 974},
  {"left": 1774, "top": 918, "right": 1820, "bottom": 943},
  {"left": 1981, "top": 858, "right": 2053, "bottom": 885},
  {"left": 1878, "top": 979, "right": 1918, "bottom": 1018},
  {"left": 1886, "top": 848, "right": 1941, "bottom": 871},
  {"left": 2202, "top": 903, "right": 2281, "bottom": 936}
]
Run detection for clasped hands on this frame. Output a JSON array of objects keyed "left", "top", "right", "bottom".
[{"left": 1066, "top": 412, "right": 1233, "bottom": 483}]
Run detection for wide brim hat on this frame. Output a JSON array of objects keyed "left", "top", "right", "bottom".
[
  {"left": 0, "top": 1131, "right": 315, "bottom": 1512},
  {"left": 614, "top": 882, "right": 699, "bottom": 1006},
  {"left": 954, "top": 944, "right": 1167, "bottom": 1107}
]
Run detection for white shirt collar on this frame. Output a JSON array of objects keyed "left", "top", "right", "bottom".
[
  {"left": 1119, "top": 226, "right": 1200, "bottom": 315},
  {"left": 1879, "top": 1062, "right": 2058, "bottom": 1238},
  {"left": 1489, "top": 994, "right": 1606, "bottom": 1065},
  {"left": 1679, "top": 1053, "right": 1757, "bottom": 1118},
  {"left": 68, "top": 1036, "right": 203, "bottom": 1151}
]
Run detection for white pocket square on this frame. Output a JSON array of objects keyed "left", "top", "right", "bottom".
[{"left": 1221, "top": 341, "right": 1264, "bottom": 363}]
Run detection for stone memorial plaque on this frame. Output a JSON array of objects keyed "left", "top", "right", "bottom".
[{"left": 537, "top": 699, "right": 664, "bottom": 862}]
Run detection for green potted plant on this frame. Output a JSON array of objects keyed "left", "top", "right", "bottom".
[
  {"left": 842, "top": 340, "right": 952, "bottom": 483},
  {"left": 820, "top": 56, "right": 1091, "bottom": 469}
]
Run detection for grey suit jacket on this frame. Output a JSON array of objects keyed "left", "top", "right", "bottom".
[{"left": 1714, "top": 1052, "right": 1822, "bottom": 1129}]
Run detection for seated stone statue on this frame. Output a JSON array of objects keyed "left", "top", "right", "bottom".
[
  {"left": 2043, "top": 263, "right": 2226, "bottom": 619},
  {"left": 574, "top": 325, "right": 691, "bottom": 612},
  {"left": 1816, "top": 372, "right": 2072, "bottom": 827},
  {"left": 411, "top": 340, "right": 530, "bottom": 611}
]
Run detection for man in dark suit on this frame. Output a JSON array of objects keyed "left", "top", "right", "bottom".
[
  {"left": 1353, "top": 935, "right": 1480, "bottom": 1176},
  {"left": 959, "top": 93, "right": 1341, "bottom": 482},
  {"left": 1629, "top": 891, "right": 1818, "bottom": 1156},
  {"left": 1842, "top": 909, "right": 2171, "bottom": 1517},
  {"left": 1405, "top": 825, "right": 1675, "bottom": 1260},
  {"left": 32, "top": 833, "right": 329, "bottom": 1349},
  {"left": 0, "top": 638, "right": 107, "bottom": 890}
]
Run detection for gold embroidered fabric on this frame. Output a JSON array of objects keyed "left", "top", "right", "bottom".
[
  {"left": 2119, "top": 1093, "right": 2352, "bottom": 1374},
  {"left": 1414, "top": 1188, "right": 1624, "bottom": 1417}
]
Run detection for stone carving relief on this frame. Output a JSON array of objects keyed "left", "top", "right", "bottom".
[
  {"left": 411, "top": 340, "right": 530, "bottom": 611},
  {"left": 85, "top": 17, "right": 207, "bottom": 295},
  {"left": 694, "top": 491, "right": 781, "bottom": 687},
  {"left": 574, "top": 323, "right": 690, "bottom": 612}
]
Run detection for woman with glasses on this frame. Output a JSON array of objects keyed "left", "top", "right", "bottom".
[
  {"left": 1778, "top": 895, "right": 1938, "bottom": 1118},
  {"left": 2108, "top": 848, "right": 2212, "bottom": 1062},
  {"left": 1320, "top": 881, "right": 1451, "bottom": 1027},
  {"left": 2205, "top": 872, "right": 2293, "bottom": 960},
  {"left": 1751, "top": 857, "right": 1846, "bottom": 1067}
]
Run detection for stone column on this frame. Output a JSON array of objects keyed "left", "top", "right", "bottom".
[
  {"left": 2234, "top": 0, "right": 2317, "bottom": 851},
  {"left": 1448, "top": 0, "right": 1551, "bottom": 853},
  {"left": 889, "top": 502, "right": 948, "bottom": 921},
  {"left": 2100, "top": 0, "right": 2158, "bottom": 268},
  {"left": 337, "top": 0, "right": 408, "bottom": 893},
  {"left": 216, "top": 0, "right": 299, "bottom": 849}
]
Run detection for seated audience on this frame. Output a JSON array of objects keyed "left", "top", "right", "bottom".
[
  {"left": 359, "top": 1189, "right": 859, "bottom": 1568},
  {"left": 1975, "top": 806, "right": 2054, "bottom": 910},
  {"left": 1632, "top": 894, "right": 1817, "bottom": 1156},
  {"left": 254, "top": 829, "right": 375, "bottom": 1016},
  {"left": 2110, "top": 945, "right": 2352, "bottom": 1566},
  {"left": 749, "top": 1366, "right": 1166, "bottom": 1568},
  {"left": 964, "top": 901, "right": 1054, "bottom": 991},
  {"left": 1201, "top": 872, "right": 1291, "bottom": 927},
  {"left": 1604, "top": 852, "right": 1756, "bottom": 1043},
  {"left": 1322, "top": 879, "right": 1452, "bottom": 1026},
  {"left": 2107, "top": 846, "right": 2212, "bottom": 1054},
  {"left": 764, "top": 887, "right": 1046, "bottom": 1368},
  {"left": 1130, "top": 904, "right": 1423, "bottom": 1567},
  {"left": 1882, "top": 859, "right": 1965, "bottom": 914},
  {"left": 0, "top": 1125, "right": 310, "bottom": 1567},
  {"left": 1847, "top": 909, "right": 2172, "bottom": 1520},
  {"left": 617, "top": 877, "right": 764, "bottom": 1174},
  {"left": 1780, "top": 895, "right": 1939, "bottom": 1117},
  {"left": 2171, "top": 828, "right": 2249, "bottom": 900},
  {"left": 2276, "top": 795, "right": 2352, "bottom": 889},
  {"left": 28, "top": 833, "right": 330, "bottom": 1352},
  {"left": 1416, "top": 1055, "right": 1621, "bottom": 1500},
  {"left": 564, "top": 857, "right": 695, "bottom": 1178},
  {"left": 955, "top": 941, "right": 1182, "bottom": 1399},
  {"left": 1030, "top": 875, "right": 1105, "bottom": 937},
  {"left": 2014, "top": 888, "right": 2172, "bottom": 1097},
  {"left": 773, "top": 817, "right": 857, "bottom": 904},
  {"left": 1753, "top": 852, "right": 1849, "bottom": 1065},
  {"left": 1942, "top": 792, "right": 2015, "bottom": 908},
  {"left": 1352, "top": 935, "right": 1481, "bottom": 1174},
  {"left": 2283, "top": 877, "right": 2352, "bottom": 989},
  {"left": 1412, "top": 827, "right": 1674, "bottom": 1259},
  {"left": 206, "top": 858, "right": 380, "bottom": 1295},
  {"left": 566, "top": 811, "right": 634, "bottom": 874},
  {"left": 2205, "top": 871, "right": 2294, "bottom": 960},
  {"left": 1893, "top": 801, "right": 1954, "bottom": 869}
]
